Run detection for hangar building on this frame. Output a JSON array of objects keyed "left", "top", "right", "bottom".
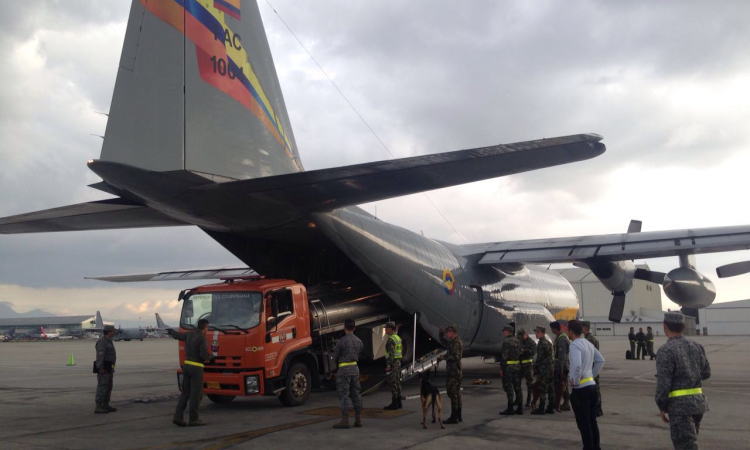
[
  {"left": 698, "top": 299, "right": 750, "bottom": 335},
  {"left": 0, "top": 315, "right": 113, "bottom": 338},
  {"left": 556, "top": 264, "right": 696, "bottom": 336}
]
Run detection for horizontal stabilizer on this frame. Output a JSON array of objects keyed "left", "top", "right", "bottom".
[
  {"left": 0, "top": 198, "right": 187, "bottom": 234},
  {"left": 190, "top": 134, "right": 604, "bottom": 223},
  {"left": 87, "top": 267, "right": 256, "bottom": 282}
]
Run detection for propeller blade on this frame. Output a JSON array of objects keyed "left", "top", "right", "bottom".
[
  {"left": 627, "top": 220, "right": 642, "bottom": 233},
  {"left": 634, "top": 268, "right": 666, "bottom": 285},
  {"left": 608, "top": 292, "right": 626, "bottom": 323},
  {"left": 716, "top": 261, "right": 750, "bottom": 278}
]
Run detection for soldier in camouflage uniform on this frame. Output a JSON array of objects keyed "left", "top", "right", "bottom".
[
  {"left": 531, "top": 326, "right": 555, "bottom": 415},
  {"left": 655, "top": 312, "right": 711, "bottom": 450},
  {"left": 551, "top": 321, "right": 571, "bottom": 412},
  {"left": 582, "top": 321, "right": 603, "bottom": 417},
  {"left": 438, "top": 324, "right": 463, "bottom": 424},
  {"left": 500, "top": 325, "right": 523, "bottom": 415},
  {"left": 94, "top": 325, "right": 117, "bottom": 414},
  {"left": 647, "top": 326, "right": 656, "bottom": 360},
  {"left": 383, "top": 321, "right": 403, "bottom": 410},
  {"left": 334, "top": 318, "right": 364, "bottom": 429},
  {"left": 518, "top": 328, "right": 537, "bottom": 407},
  {"left": 628, "top": 327, "right": 636, "bottom": 360}
]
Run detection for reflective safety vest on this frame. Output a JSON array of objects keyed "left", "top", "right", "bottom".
[{"left": 386, "top": 334, "right": 403, "bottom": 360}]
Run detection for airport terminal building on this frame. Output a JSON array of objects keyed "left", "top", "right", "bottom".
[
  {"left": 0, "top": 315, "right": 111, "bottom": 338},
  {"left": 556, "top": 264, "right": 697, "bottom": 336}
]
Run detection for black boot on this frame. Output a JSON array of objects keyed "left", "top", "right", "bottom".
[
  {"left": 444, "top": 405, "right": 459, "bottom": 424},
  {"left": 531, "top": 401, "right": 546, "bottom": 415},
  {"left": 397, "top": 397, "right": 402, "bottom": 409},
  {"left": 383, "top": 396, "right": 398, "bottom": 410},
  {"left": 515, "top": 402, "right": 523, "bottom": 415},
  {"left": 457, "top": 407, "right": 462, "bottom": 422},
  {"left": 545, "top": 403, "right": 555, "bottom": 414},
  {"left": 525, "top": 390, "right": 532, "bottom": 407},
  {"left": 500, "top": 402, "right": 515, "bottom": 416}
]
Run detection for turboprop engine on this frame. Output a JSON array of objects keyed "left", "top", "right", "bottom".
[{"left": 662, "top": 267, "right": 716, "bottom": 309}]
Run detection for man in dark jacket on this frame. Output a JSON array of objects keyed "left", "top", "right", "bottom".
[
  {"left": 636, "top": 327, "right": 647, "bottom": 360},
  {"left": 628, "top": 327, "right": 636, "bottom": 359},
  {"left": 169, "top": 318, "right": 213, "bottom": 427},
  {"left": 94, "top": 325, "right": 117, "bottom": 414}
]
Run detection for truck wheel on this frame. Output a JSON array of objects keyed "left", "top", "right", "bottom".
[
  {"left": 279, "top": 362, "right": 311, "bottom": 407},
  {"left": 207, "top": 394, "right": 235, "bottom": 404}
]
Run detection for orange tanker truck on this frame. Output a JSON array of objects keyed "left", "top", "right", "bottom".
[{"left": 174, "top": 276, "right": 413, "bottom": 406}]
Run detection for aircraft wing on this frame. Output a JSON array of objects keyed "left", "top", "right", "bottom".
[
  {"left": 0, "top": 198, "right": 187, "bottom": 234},
  {"left": 461, "top": 225, "right": 750, "bottom": 264},
  {"left": 87, "top": 267, "right": 256, "bottom": 282}
]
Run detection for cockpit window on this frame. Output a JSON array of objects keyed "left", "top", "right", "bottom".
[{"left": 180, "top": 291, "right": 262, "bottom": 330}]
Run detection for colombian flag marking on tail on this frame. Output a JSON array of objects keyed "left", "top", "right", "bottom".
[{"left": 214, "top": 0, "right": 241, "bottom": 20}]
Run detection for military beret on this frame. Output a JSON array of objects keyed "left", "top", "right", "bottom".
[
  {"left": 549, "top": 321, "right": 561, "bottom": 330},
  {"left": 534, "top": 326, "right": 546, "bottom": 333},
  {"left": 445, "top": 324, "right": 458, "bottom": 332},
  {"left": 516, "top": 328, "right": 526, "bottom": 337},
  {"left": 664, "top": 311, "right": 685, "bottom": 325},
  {"left": 581, "top": 321, "right": 591, "bottom": 328},
  {"left": 385, "top": 321, "right": 396, "bottom": 329},
  {"left": 502, "top": 325, "right": 514, "bottom": 333}
]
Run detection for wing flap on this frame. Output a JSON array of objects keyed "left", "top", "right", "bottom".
[
  {"left": 0, "top": 198, "right": 186, "bottom": 234},
  {"left": 470, "top": 225, "right": 750, "bottom": 264},
  {"left": 86, "top": 267, "right": 256, "bottom": 282}
]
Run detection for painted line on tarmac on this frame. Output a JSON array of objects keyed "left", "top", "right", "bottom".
[{"left": 140, "top": 416, "right": 336, "bottom": 450}]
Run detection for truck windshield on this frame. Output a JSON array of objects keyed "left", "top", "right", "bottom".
[{"left": 180, "top": 291, "right": 262, "bottom": 330}]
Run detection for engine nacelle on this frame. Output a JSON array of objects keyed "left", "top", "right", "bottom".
[
  {"left": 586, "top": 259, "right": 635, "bottom": 294},
  {"left": 663, "top": 267, "right": 716, "bottom": 309}
]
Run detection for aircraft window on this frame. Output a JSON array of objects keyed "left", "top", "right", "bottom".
[{"left": 180, "top": 291, "right": 262, "bottom": 330}]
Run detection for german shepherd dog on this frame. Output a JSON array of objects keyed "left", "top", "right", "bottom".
[
  {"left": 419, "top": 371, "right": 444, "bottom": 429},
  {"left": 529, "top": 379, "right": 542, "bottom": 410}
]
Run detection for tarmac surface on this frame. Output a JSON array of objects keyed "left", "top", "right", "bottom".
[{"left": 0, "top": 335, "right": 748, "bottom": 450}]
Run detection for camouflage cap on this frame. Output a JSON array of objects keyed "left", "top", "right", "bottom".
[
  {"left": 516, "top": 328, "right": 526, "bottom": 337},
  {"left": 664, "top": 311, "right": 685, "bottom": 325},
  {"left": 445, "top": 324, "right": 458, "bottom": 333},
  {"left": 534, "top": 326, "right": 546, "bottom": 333},
  {"left": 581, "top": 321, "right": 591, "bottom": 328},
  {"left": 385, "top": 321, "right": 396, "bottom": 330},
  {"left": 103, "top": 325, "right": 116, "bottom": 332},
  {"left": 502, "top": 325, "right": 514, "bottom": 333},
  {"left": 549, "top": 321, "right": 561, "bottom": 330}
]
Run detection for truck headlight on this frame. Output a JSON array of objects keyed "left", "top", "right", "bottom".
[
  {"left": 177, "top": 373, "right": 184, "bottom": 391},
  {"left": 245, "top": 375, "right": 260, "bottom": 394}
]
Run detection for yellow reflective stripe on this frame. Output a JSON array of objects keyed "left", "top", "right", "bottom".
[
  {"left": 338, "top": 361, "right": 357, "bottom": 368},
  {"left": 521, "top": 359, "right": 533, "bottom": 364},
  {"left": 580, "top": 377, "right": 594, "bottom": 384},
  {"left": 506, "top": 360, "right": 520, "bottom": 365},
  {"left": 669, "top": 388, "right": 702, "bottom": 398},
  {"left": 649, "top": 340, "right": 654, "bottom": 342},
  {"left": 184, "top": 360, "right": 204, "bottom": 368}
]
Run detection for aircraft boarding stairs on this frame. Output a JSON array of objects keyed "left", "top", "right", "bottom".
[{"left": 360, "top": 348, "right": 447, "bottom": 395}]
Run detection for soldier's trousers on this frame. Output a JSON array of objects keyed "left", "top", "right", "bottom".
[
  {"left": 536, "top": 367, "right": 554, "bottom": 407},
  {"left": 502, "top": 367, "right": 522, "bottom": 406},
  {"left": 95, "top": 372, "right": 113, "bottom": 405},
  {"left": 647, "top": 342, "right": 655, "bottom": 359},
  {"left": 554, "top": 367, "right": 569, "bottom": 406},
  {"left": 637, "top": 343, "right": 646, "bottom": 359},
  {"left": 630, "top": 341, "right": 636, "bottom": 358},
  {"left": 175, "top": 364, "right": 204, "bottom": 422},
  {"left": 388, "top": 360, "right": 402, "bottom": 398},
  {"left": 594, "top": 376, "right": 602, "bottom": 412},
  {"left": 520, "top": 364, "right": 533, "bottom": 389},
  {"left": 446, "top": 373, "right": 462, "bottom": 409},
  {"left": 337, "top": 372, "right": 362, "bottom": 415},
  {"left": 669, "top": 414, "right": 702, "bottom": 450}
]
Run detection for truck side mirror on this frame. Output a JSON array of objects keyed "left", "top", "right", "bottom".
[{"left": 178, "top": 290, "right": 186, "bottom": 301}]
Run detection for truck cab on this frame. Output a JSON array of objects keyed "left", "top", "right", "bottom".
[{"left": 177, "top": 278, "right": 318, "bottom": 406}]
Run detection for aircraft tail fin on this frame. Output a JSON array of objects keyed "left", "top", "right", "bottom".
[
  {"left": 155, "top": 313, "right": 169, "bottom": 329},
  {"left": 102, "top": 0, "right": 301, "bottom": 180},
  {"left": 95, "top": 311, "right": 104, "bottom": 330}
]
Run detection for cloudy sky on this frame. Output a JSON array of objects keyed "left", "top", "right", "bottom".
[{"left": 1, "top": 0, "right": 749, "bottom": 325}]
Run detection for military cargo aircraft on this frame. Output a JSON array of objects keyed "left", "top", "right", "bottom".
[{"left": 2, "top": 0, "right": 750, "bottom": 357}]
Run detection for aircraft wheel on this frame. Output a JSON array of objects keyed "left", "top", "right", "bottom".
[
  {"left": 207, "top": 394, "right": 235, "bottom": 404},
  {"left": 279, "top": 362, "right": 311, "bottom": 407}
]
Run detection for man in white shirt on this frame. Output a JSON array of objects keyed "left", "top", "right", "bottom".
[{"left": 567, "top": 320, "right": 605, "bottom": 450}]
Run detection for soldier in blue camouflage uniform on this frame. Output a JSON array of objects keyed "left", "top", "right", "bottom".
[
  {"left": 531, "top": 326, "right": 555, "bottom": 415},
  {"left": 438, "top": 324, "right": 463, "bottom": 424},
  {"left": 383, "top": 321, "right": 403, "bottom": 410},
  {"left": 334, "top": 318, "right": 364, "bottom": 429},
  {"left": 582, "top": 321, "right": 603, "bottom": 417},
  {"left": 500, "top": 325, "right": 523, "bottom": 415},
  {"left": 518, "top": 328, "right": 537, "bottom": 407},
  {"left": 655, "top": 312, "right": 711, "bottom": 450}
]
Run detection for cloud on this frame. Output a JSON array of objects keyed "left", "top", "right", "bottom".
[{"left": 1, "top": 0, "right": 750, "bottom": 315}]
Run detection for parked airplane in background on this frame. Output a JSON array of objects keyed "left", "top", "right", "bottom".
[
  {"left": 114, "top": 325, "right": 150, "bottom": 342},
  {"left": 1, "top": 328, "right": 15, "bottom": 341},
  {"left": 154, "top": 313, "right": 177, "bottom": 336},
  {"left": 35, "top": 327, "right": 60, "bottom": 340},
  {"left": 2, "top": 0, "right": 750, "bottom": 357}
]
